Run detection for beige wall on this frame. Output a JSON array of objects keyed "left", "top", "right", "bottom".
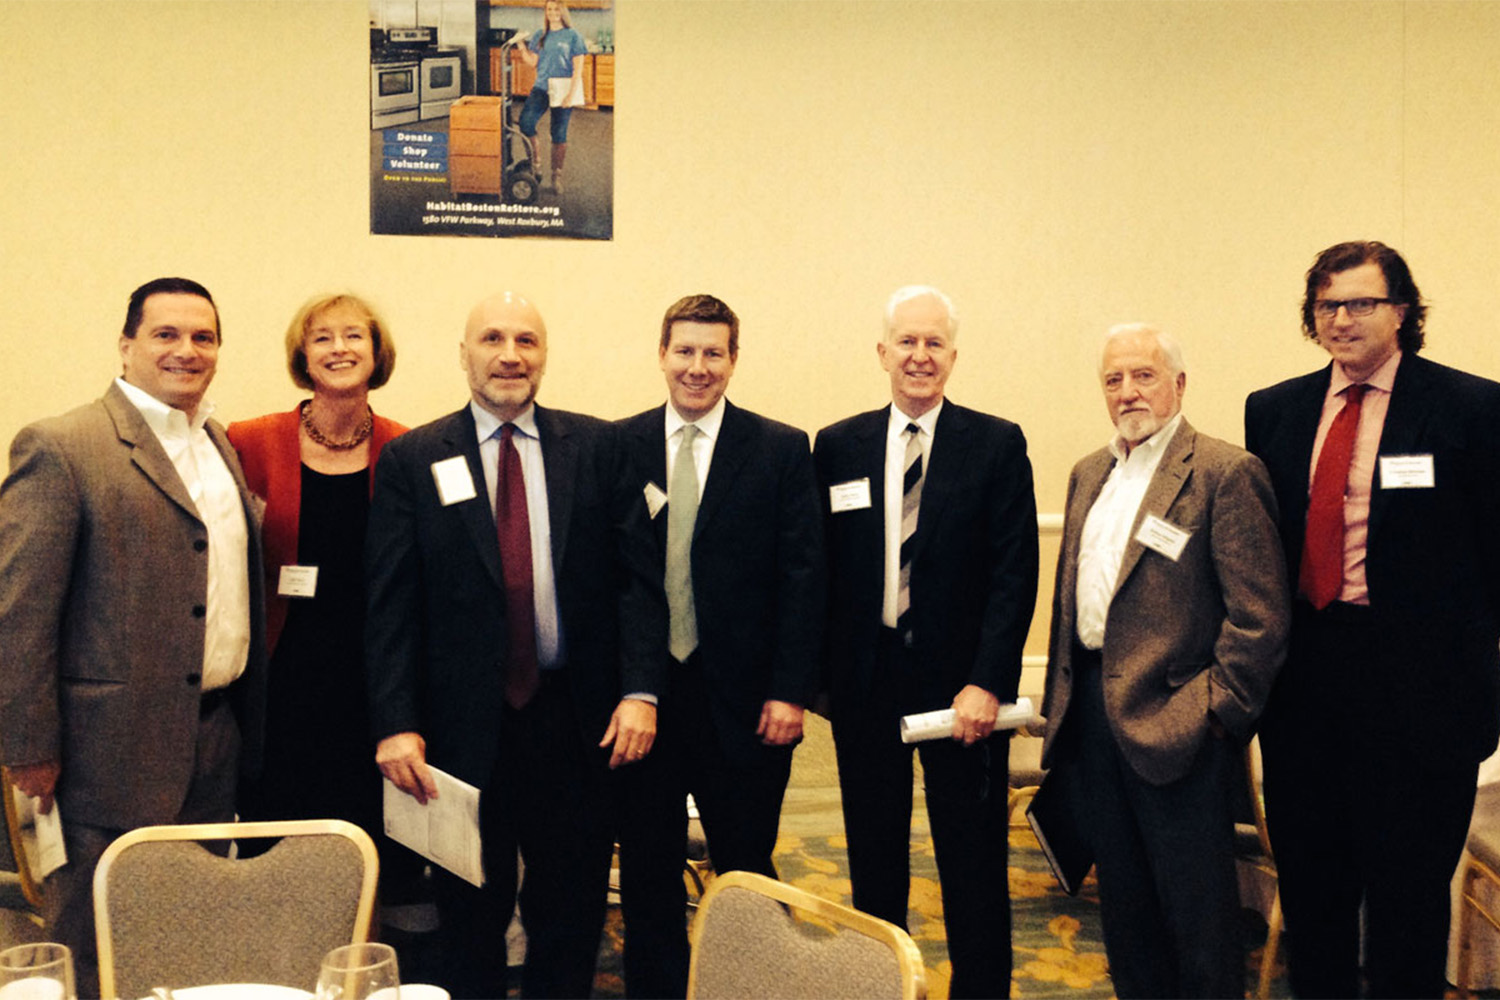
[{"left": 3, "top": 0, "right": 1497, "bottom": 656}]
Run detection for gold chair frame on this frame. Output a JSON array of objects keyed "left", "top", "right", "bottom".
[
  {"left": 93, "top": 819, "right": 378, "bottom": 1000},
  {"left": 686, "top": 870, "right": 926, "bottom": 1000}
]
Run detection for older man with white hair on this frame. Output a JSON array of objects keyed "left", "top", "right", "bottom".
[
  {"left": 1040, "top": 323, "right": 1291, "bottom": 998},
  {"left": 816, "top": 285, "right": 1039, "bottom": 998}
]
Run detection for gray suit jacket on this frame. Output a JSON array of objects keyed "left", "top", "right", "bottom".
[
  {"left": 1041, "top": 419, "right": 1290, "bottom": 785},
  {"left": 0, "top": 382, "right": 267, "bottom": 829}
]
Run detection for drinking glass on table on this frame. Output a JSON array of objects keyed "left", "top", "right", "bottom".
[
  {"left": 0, "top": 943, "right": 76, "bottom": 1000},
  {"left": 315, "top": 943, "right": 399, "bottom": 1000}
]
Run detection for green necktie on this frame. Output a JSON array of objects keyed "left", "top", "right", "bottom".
[{"left": 666, "top": 424, "right": 700, "bottom": 661}]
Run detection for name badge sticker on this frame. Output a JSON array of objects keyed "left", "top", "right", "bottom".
[
  {"left": 431, "top": 456, "right": 478, "bottom": 506},
  {"left": 278, "top": 565, "right": 319, "bottom": 598},
  {"left": 644, "top": 481, "right": 668, "bottom": 519},
  {"left": 829, "top": 478, "right": 872, "bottom": 513},
  {"left": 1379, "top": 454, "right": 1435, "bottom": 489},
  {"left": 1135, "top": 514, "right": 1191, "bottom": 563}
]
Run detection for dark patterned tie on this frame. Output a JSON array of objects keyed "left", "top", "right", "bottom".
[
  {"left": 897, "top": 423, "right": 923, "bottom": 635},
  {"left": 1299, "top": 384, "right": 1366, "bottom": 610},
  {"left": 497, "top": 424, "right": 538, "bottom": 708}
]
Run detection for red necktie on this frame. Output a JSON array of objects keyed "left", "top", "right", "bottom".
[
  {"left": 1298, "top": 384, "right": 1366, "bottom": 610},
  {"left": 497, "top": 424, "right": 538, "bottom": 708}
]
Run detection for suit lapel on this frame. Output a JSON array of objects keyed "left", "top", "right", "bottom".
[
  {"left": 104, "top": 384, "right": 202, "bottom": 522},
  {"left": 446, "top": 408, "right": 504, "bottom": 588},
  {"left": 1368, "top": 354, "right": 1435, "bottom": 544},
  {"left": 695, "top": 401, "right": 753, "bottom": 539},
  {"left": 536, "top": 405, "right": 577, "bottom": 573},
  {"left": 907, "top": 402, "right": 967, "bottom": 565},
  {"left": 1114, "top": 421, "right": 1195, "bottom": 594},
  {"left": 630, "top": 406, "right": 670, "bottom": 550}
]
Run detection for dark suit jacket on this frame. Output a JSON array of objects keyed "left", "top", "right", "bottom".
[
  {"left": 618, "top": 400, "right": 825, "bottom": 763},
  {"left": 1040, "top": 420, "right": 1290, "bottom": 785},
  {"left": 365, "top": 402, "right": 666, "bottom": 789},
  {"left": 814, "top": 400, "right": 1039, "bottom": 712},
  {"left": 227, "top": 406, "right": 407, "bottom": 654},
  {"left": 1245, "top": 353, "right": 1500, "bottom": 763},
  {"left": 0, "top": 382, "right": 268, "bottom": 829}
]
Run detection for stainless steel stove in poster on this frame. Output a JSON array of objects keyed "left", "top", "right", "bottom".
[{"left": 369, "top": 1, "right": 614, "bottom": 241}]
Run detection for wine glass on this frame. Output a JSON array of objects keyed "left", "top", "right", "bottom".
[
  {"left": 315, "top": 942, "right": 399, "bottom": 1000},
  {"left": 0, "top": 943, "right": 76, "bottom": 1000}
]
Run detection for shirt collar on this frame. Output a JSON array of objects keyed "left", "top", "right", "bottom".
[
  {"left": 1107, "top": 410, "right": 1183, "bottom": 464},
  {"left": 664, "top": 396, "right": 726, "bottom": 442},
  {"left": 1330, "top": 349, "right": 1402, "bottom": 396},
  {"left": 115, "top": 376, "right": 212, "bottom": 436},
  {"left": 470, "top": 400, "right": 539, "bottom": 443},
  {"left": 887, "top": 399, "right": 943, "bottom": 439}
]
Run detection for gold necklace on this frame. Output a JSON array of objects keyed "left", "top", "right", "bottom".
[{"left": 300, "top": 400, "right": 373, "bottom": 450}]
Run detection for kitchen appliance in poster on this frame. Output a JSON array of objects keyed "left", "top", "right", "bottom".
[{"left": 369, "top": 3, "right": 614, "bottom": 241}]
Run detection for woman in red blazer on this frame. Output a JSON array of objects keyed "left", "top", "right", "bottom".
[{"left": 227, "top": 293, "right": 406, "bottom": 844}]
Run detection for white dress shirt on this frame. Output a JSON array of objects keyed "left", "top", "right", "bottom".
[
  {"left": 1074, "top": 412, "right": 1183, "bottom": 650},
  {"left": 663, "top": 395, "right": 726, "bottom": 499},
  {"left": 882, "top": 400, "right": 942, "bottom": 628},
  {"left": 471, "top": 402, "right": 564, "bottom": 669},
  {"left": 115, "top": 377, "right": 250, "bottom": 691}
]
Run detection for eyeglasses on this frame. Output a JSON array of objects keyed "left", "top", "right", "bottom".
[{"left": 1312, "top": 297, "right": 1395, "bottom": 319}]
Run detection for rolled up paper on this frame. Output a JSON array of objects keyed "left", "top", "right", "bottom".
[{"left": 899, "top": 697, "right": 1035, "bottom": 744}]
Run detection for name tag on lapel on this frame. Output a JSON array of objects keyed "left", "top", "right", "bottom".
[
  {"left": 1135, "top": 514, "right": 1190, "bottom": 562},
  {"left": 644, "top": 481, "right": 667, "bottom": 519},
  {"left": 1379, "top": 454, "right": 1435, "bottom": 489},
  {"left": 829, "top": 478, "right": 872, "bottom": 513},
  {"left": 278, "top": 565, "right": 318, "bottom": 598},
  {"left": 431, "top": 456, "right": 477, "bottom": 506}
]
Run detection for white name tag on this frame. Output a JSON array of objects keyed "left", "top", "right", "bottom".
[
  {"left": 829, "top": 478, "right": 872, "bottom": 513},
  {"left": 431, "top": 456, "right": 478, "bottom": 506},
  {"left": 277, "top": 564, "right": 319, "bottom": 598},
  {"left": 1379, "top": 454, "right": 1435, "bottom": 489},
  {"left": 1135, "top": 513, "right": 1191, "bottom": 562},
  {"left": 644, "top": 481, "right": 667, "bottom": 519}
]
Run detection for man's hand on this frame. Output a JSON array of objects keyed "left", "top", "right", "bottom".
[
  {"left": 756, "top": 700, "right": 805, "bottom": 746},
  {"left": 376, "top": 732, "right": 438, "bottom": 805},
  {"left": 951, "top": 685, "right": 1001, "bottom": 746},
  {"left": 601, "top": 698, "right": 656, "bottom": 769},
  {"left": 8, "top": 760, "right": 60, "bottom": 814}
]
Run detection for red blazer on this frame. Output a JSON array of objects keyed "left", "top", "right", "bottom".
[{"left": 226, "top": 406, "right": 407, "bottom": 654}]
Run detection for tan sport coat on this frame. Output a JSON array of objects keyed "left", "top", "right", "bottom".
[
  {"left": 0, "top": 382, "right": 267, "bottom": 829},
  {"left": 1040, "top": 419, "right": 1290, "bottom": 786}
]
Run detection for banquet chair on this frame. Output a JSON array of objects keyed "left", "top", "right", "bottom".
[
  {"left": 0, "top": 766, "right": 46, "bottom": 926},
  {"left": 686, "top": 871, "right": 926, "bottom": 1000},
  {"left": 1455, "top": 783, "right": 1500, "bottom": 997},
  {"left": 1232, "top": 737, "right": 1282, "bottom": 1000},
  {"left": 93, "top": 819, "right": 378, "bottom": 1000}
]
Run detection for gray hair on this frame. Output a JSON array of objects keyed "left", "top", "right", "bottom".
[
  {"left": 1101, "top": 322, "right": 1185, "bottom": 377},
  {"left": 883, "top": 285, "right": 959, "bottom": 341}
]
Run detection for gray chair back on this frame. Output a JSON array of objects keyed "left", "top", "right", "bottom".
[{"left": 93, "top": 819, "right": 377, "bottom": 1000}]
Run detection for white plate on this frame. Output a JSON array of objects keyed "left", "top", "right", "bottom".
[{"left": 169, "top": 986, "right": 312, "bottom": 1000}]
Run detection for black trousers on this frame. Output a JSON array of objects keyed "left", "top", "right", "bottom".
[
  {"left": 1262, "top": 604, "right": 1478, "bottom": 999},
  {"left": 1063, "top": 646, "right": 1243, "bottom": 998},
  {"left": 431, "top": 671, "right": 615, "bottom": 1000},
  {"left": 615, "top": 653, "right": 794, "bottom": 999},
  {"left": 831, "top": 631, "right": 1012, "bottom": 1000}
]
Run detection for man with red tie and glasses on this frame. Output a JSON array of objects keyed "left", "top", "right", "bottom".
[{"left": 1245, "top": 242, "right": 1500, "bottom": 998}]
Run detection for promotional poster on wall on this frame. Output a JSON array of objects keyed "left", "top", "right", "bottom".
[{"left": 369, "top": 1, "right": 614, "bottom": 240}]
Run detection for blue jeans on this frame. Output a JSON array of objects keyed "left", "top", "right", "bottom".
[{"left": 519, "top": 86, "right": 573, "bottom": 144}]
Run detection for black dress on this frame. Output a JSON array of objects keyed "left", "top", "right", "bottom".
[{"left": 240, "top": 465, "right": 377, "bottom": 836}]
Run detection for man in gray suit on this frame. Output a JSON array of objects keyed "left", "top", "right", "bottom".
[
  {"left": 1040, "top": 323, "right": 1289, "bottom": 998},
  {"left": 0, "top": 277, "right": 266, "bottom": 995}
]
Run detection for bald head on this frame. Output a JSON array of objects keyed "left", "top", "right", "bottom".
[{"left": 461, "top": 291, "right": 549, "bottom": 421}]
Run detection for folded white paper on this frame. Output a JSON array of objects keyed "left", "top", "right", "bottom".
[
  {"left": 383, "top": 766, "right": 485, "bottom": 887},
  {"left": 900, "top": 697, "right": 1035, "bottom": 744}
]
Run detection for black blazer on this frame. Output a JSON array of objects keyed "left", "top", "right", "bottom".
[
  {"left": 365, "top": 403, "right": 666, "bottom": 788},
  {"left": 618, "top": 400, "right": 825, "bottom": 763},
  {"left": 814, "top": 400, "right": 1039, "bottom": 713},
  {"left": 1245, "top": 353, "right": 1500, "bottom": 762}
]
